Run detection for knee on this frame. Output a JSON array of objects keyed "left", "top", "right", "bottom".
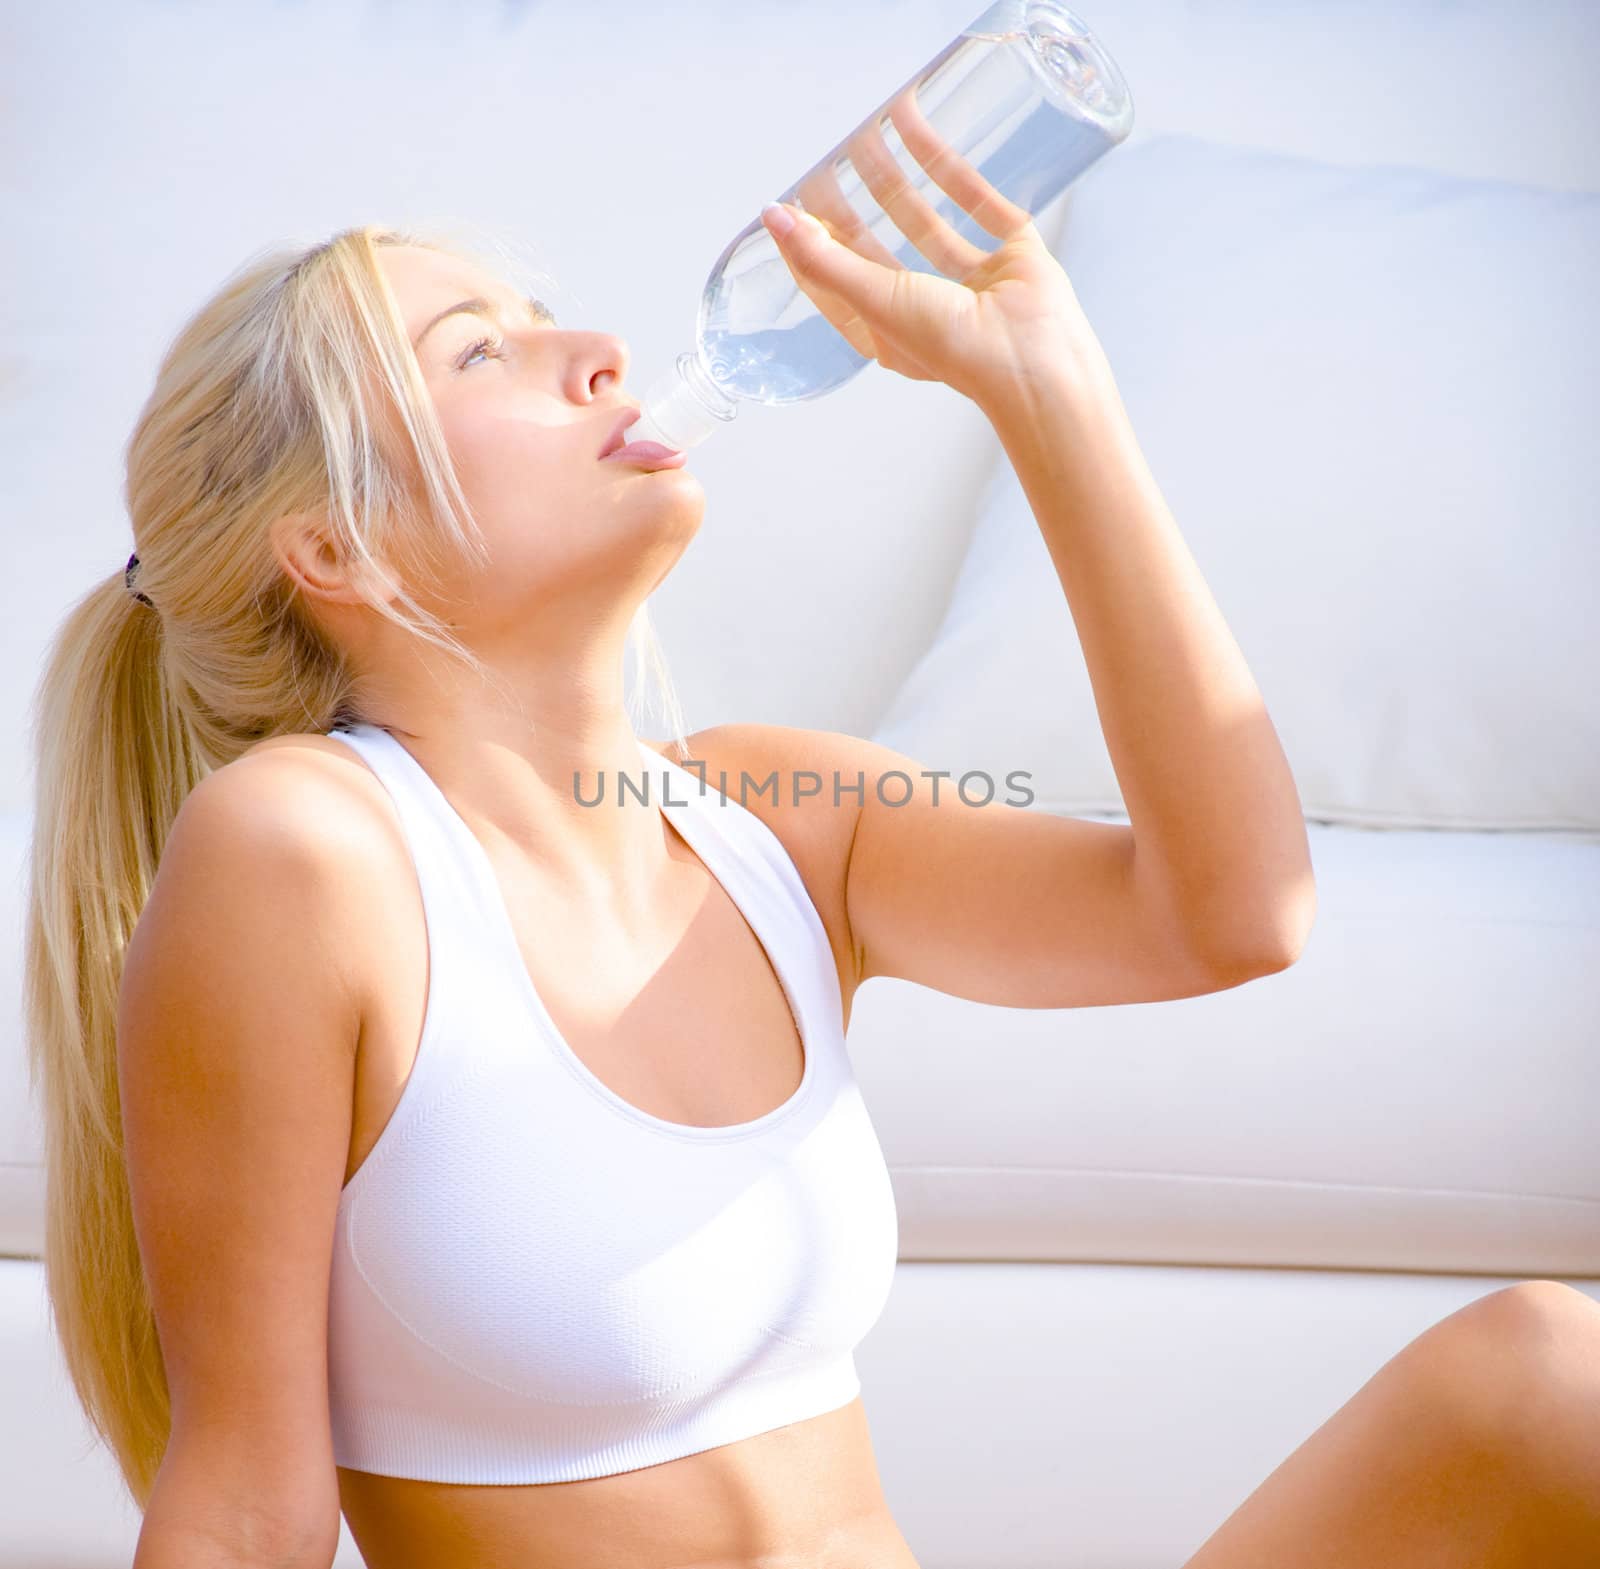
[
  {"left": 1469, "top": 1280, "right": 1600, "bottom": 1366},
  {"left": 1434, "top": 1281, "right": 1600, "bottom": 1469}
]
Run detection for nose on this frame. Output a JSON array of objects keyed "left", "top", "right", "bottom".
[{"left": 575, "top": 332, "right": 629, "bottom": 402}]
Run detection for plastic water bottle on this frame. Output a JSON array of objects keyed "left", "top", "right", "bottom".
[{"left": 629, "top": 0, "right": 1132, "bottom": 454}]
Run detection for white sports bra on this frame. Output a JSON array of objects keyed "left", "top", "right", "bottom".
[{"left": 320, "top": 720, "right": 900, "bottom": 1484}]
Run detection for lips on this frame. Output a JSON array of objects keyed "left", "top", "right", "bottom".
[
  {"left": 598, "top": 409, "right": 642, "bottom": 459},
  {"left": 603, "top": 441, "right": 688, "bottom": 469}
]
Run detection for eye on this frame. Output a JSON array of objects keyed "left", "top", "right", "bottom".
[{"left": 456, "top": 333, "right": 505, "bottom": 370}]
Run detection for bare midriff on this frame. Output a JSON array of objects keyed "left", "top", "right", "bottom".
[{"left": 337, "top": 1394, "right": 923, "bottom": 1568}]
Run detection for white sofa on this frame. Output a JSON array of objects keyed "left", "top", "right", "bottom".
[{"left": 4, "top": 2, "right": 1596, "bottom": 1565}]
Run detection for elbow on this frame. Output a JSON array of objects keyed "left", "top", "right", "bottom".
[
  {"left": 134, "top": 1520, "right": 336, "bottom": 1569},
  {"left": 1207, "top": 877, "right": 1318, "bottom": 982},
  {"left": 1246, "top": 937, "right": 1306, "bottom": 978},
  {"left": 1197, "top": 939, "right": 1303, "bottom": 994},
  {"left": 135, "top": 1466, "right": 340, "bottom": 1569},
  {"left": 1242, "top": 883, "right": 1318, "bottom": 975}
]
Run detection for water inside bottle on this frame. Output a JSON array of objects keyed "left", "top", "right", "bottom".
[{"left": 698, "top": 16, "right": 1131, "bottom": 406}]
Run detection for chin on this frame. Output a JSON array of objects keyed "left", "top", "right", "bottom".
[{"left": 635, "top": 471, "right": 706, "bottom": 534}]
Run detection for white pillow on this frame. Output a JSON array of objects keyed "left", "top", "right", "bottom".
[{"left": 873, "top": 134, "right": 1600, "bottom": 832}]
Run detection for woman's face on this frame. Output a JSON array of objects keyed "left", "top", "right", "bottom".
[{"left": 377, "top": 243, "right": 703, "bottom": 640}]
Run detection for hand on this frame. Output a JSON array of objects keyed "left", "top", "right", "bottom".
[{"left": 760, "top": 83, "right": 1113, "bottom": 410}]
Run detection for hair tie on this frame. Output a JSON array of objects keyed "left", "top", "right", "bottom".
[{"left": 124, "top": 552, "right": 153, "bottom": 608}]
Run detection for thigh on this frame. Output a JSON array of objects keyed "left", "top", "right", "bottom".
[{"left": 1178, "top": 1282, "right": 1599, "bottom": 1569}]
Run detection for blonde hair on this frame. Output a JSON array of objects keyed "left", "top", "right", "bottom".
[{"left": 20, "top": 221, "right": 691, "bottom": 1510}]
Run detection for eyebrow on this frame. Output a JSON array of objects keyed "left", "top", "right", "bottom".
[{"left": 412, "top": 293, "right": 557, "bottom": 349}]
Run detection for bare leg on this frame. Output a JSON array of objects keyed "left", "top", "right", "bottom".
[{"left": 1179, "top": 1280, "right": 1600, "bottom": 1568}]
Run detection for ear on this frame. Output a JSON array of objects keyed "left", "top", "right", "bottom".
[{"left": 270, "top": 510, "right": 400, "bottom": 607}]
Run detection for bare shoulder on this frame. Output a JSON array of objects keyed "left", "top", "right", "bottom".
[
  {"left": 641, "top": 723, "right": 874, "bottom": 1007},
  {"left": 174, "top": 732, "right": 406, "bottom": 879},
  {"left": 147, "top": 732, "right": 412, "bottom": 1010}
]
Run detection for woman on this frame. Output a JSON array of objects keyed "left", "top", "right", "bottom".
[{"left": 24, "top": 169, "right": 1599, "bottom": 1567}]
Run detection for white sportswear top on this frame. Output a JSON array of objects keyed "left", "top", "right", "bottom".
[{"left": 320, "top": 720, "right": 900, "bottom": 1484}]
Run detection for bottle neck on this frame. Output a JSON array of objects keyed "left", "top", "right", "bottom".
[{"left": 633, "top": 352, "right": 740, "bottom": 452}]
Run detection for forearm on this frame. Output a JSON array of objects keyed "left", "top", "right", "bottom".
[{"left": 978, "top": 366, "right": 1316, "bottom": 969}]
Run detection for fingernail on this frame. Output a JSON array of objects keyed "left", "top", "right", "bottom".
[{"left": 762, "top": 201, "right": 796, "bottom": 239}]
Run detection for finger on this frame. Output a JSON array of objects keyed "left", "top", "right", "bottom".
[
  {"left": 760, "top": 204, "right": 880, "bottom": 359},
  {"left": 785, "top": 167, "right": 918, "bottom": 350},
  {"left": 793, "top": 168, "right": 903, "bottom": 271},
  {"left": 888, "top": 88, "right": 1033, "bottom": 246},
  {"left": 847, "top": 98, "right": 990, "bottom": 279},
  {"left": 761, "top": 201, "right": 906, "bottom": 339}
]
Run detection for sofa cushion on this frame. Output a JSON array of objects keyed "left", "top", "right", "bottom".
[
  {"left": 871, "top": 133, "right": 1600, "bottom": 831},
  {"left": 844, "top": 820, "right": 1600, "bottom": 1277}
]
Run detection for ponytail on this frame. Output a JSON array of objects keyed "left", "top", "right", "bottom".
[{"left": 22, "top": 570, "right": 207, "bottom": 1505}]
